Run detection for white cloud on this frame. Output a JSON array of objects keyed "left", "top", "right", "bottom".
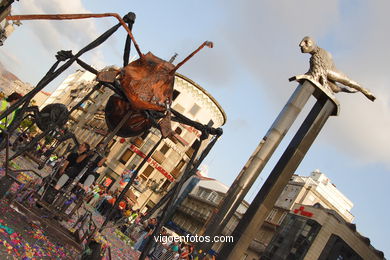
[
  {"left": 219, "top": 0, "right": 390, "bottom": 167},
  {"left": 13, "top": 0, "right": 106, "bottom": 67}
]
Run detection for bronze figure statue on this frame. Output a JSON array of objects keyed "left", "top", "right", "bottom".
[{"left": 299, "top": 36, "right": 375, "bottom": 101}]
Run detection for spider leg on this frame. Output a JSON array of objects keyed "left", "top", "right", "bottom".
[{"left": 172, "top": 41, "right": 213, "bottom": 73}]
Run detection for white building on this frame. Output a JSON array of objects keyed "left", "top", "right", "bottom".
[
  {"left": 41, "top": 70, "right": 96, "bottom": 108},
  {"left": 246, "top": 170, "right": 355, "bottom": 259},
  {"left": 171, "top": 175, "right": 249, "bottom": 252},
  {"left": 275, "top": 169, "right": 354, "bottom": 222}
]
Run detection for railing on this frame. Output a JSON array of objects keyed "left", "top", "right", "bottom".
[{"left": 177, "top": 205, "right": 209, "bottom": 221}]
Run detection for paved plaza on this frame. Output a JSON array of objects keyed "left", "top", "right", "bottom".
[{"left": 0, "top": 153, "right": 145, "bottom": 259}]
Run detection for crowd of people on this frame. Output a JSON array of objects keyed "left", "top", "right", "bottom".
[
  {"left": 43, "top": 141, "right": 216, "bottom": 260},
  {"left": 80, "top": 178, "right": 212, "bottom": 259}
]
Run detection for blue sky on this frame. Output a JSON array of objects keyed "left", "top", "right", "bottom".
[{"left": 1, "top": 0, "right": 389, "bottom": 257}]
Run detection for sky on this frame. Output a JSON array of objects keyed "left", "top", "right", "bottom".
[{"left": 1, "top": 0, "right": 389, "bottom": 257}]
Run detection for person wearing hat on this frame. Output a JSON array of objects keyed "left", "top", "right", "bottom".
[{"left": 0, "top": 92, "right": 23, "bottom": 143}]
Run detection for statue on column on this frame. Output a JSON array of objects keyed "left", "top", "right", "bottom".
[{"left": 297, "top": 36, "right": 375, "bottom": 101}]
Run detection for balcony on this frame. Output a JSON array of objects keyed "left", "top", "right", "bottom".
[
  {"left": 248, "top": 239, "right": 267, "bottom": 254},
  {"left": 188, "top": 193, "right": 220, "bottom": 207},
  {"left": 177, "top": 205, "right": 209, "bottom": 222},
  {"left": 133, "top": 182, "right": 148, "bottom": 193},
  {"left": 152, "top": 150, "right": 165, "bottom": 164}
]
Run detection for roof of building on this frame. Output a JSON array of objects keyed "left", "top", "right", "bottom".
[
  {"left": 176, "top": 73, "right": 227, "bottom": 125},
  {"left": 197, "top": 179, "right": 229, "bottom": 194}
]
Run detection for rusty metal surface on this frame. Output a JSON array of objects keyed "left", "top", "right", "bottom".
[
  {"left": 104, "top": 95, "right": 152, "bottom": 137},
  {"left": 120, "top": 52, "right": 175, "bottom": 112}
]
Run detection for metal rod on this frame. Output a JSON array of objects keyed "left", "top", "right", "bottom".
[
  {"left": 143, "top": 133, "right": 221, "bottom": 221},
  {"left": 99, "top": 135, "right": 163, "bottom": 231},
  {"left": 122, "top": 12, "right": 136, "bottom": 66},
  {"left": 139, "top": 133, "right": 209, "bottom": 260},
  {"left": 171, "top": 108, "right": 222, "bottom": 136},
  {"left": 68, "top": 83, "right": 101, "bottom": 114},
  {"left": 4, "top": 130, "right": 9, "bottom": 176}
]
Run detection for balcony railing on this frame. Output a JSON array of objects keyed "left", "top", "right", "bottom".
[{"left": 177, "top": 205, "right": 209, "bottom": 221}]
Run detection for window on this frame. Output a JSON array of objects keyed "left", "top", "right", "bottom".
[
  {"left": 172, "top": 90, "right": 180, "bottom": 101},
  {"left": 160, "top": 144, "right": 170, "bottom": 154},
  {"left": 189, "top": 103, "right": 201, "bottom": 116},
  {"left": 119, "top": 149, "right": 134, "bottom": 165},
  {"left": 160, "top": 180, "right": 170, "bottom": 191},
  {"left": 186, "top": 139, "right": 200, "bottom": 158},
  {"left": 107, "top": 139, "right": 116, "bottom": 149},
  {"left": 208, "top": 192, "right": 217, "bottom": 203},
  {"left": 142, "top": 165, "right": 154, "bottom": 178},
  {"left": 139, "top": 175, "right": 147, "bottom": 182},
  {"left": 152, "top": 150, "right": 165, "bottom": 164},
  {"left": 301, "top": 224, "right": 312, "bottom": 237},
  {"left": 173, "top": 104, "right": 185, "bottom": 113},
  {"left": 175, "top": 127, "right": 182, "bottom": 135},
  {"left": 278, "top": 212, "right": 287, "bottom": 225},
  {"left": 169, "top": 135, "right": 178, "bottom": 144},
  {"left": 133, "top": 137, "right": 143, "bottom": 147},
  {"left": 171, "top": 159, "right": 186, "bottom": 178},
  {"left": 201, "top": 190, "right": 209, "bottom": 200}
]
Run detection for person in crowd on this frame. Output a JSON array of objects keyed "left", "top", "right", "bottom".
[
  {"left": 0, "top": 92, "right": 22, "bottom": 141},
  {"left": 87, "top": 184, "right": 101, "bottom": 206},
  {"left": 133, "top": 217, "right": 157, "bottom": 251},
  {"left": 79, "top": 143, "right": 107, "bottom": 191},
  {"left": 54, "top": 142, "right": 90, "bottom": 190},
  {"left": 96, "top": 190, "right": 111, "bottom": 213},
  {"left": 101, "top": 192, "right": 116, "bottom": 216},
  {"left": 129, "top": 209, "right": 139, "bottom": 224}
]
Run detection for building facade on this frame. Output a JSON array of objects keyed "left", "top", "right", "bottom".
[
  {"left": 246, "top": 170, "right": 355, "bottom": 259},
  {"left": 44, "top": 70, "right": 226, "bottom": 212},
  {"left": 0, "top": 0, "right": 20, "bottom": 46},
  {"left": 171, "top": 176, "right": 249, "bottom": 253},
  {"left": 262, "top": 203, "right": 385, "bottom": 260}
]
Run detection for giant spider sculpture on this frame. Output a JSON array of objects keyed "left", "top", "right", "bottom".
[
  {"left": 0, "top": 12, "right": 223, "bottom": 256},
  {"left": 3, "top": 13, "right": 213, "bottom": 142}
]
